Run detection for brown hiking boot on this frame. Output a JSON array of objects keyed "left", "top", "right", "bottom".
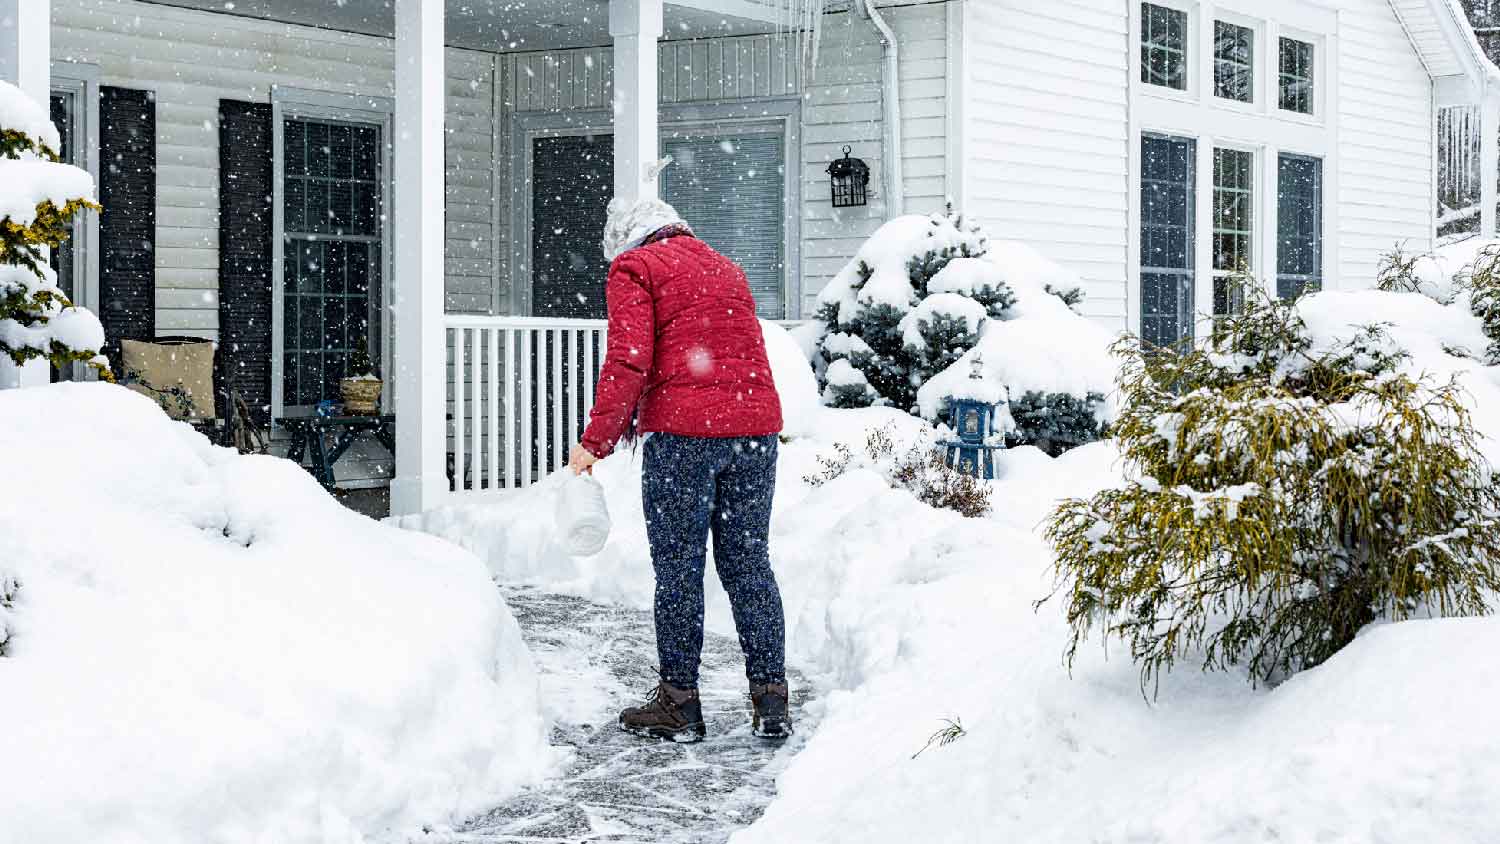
[
  {"left": 750, "top": 681, "right": 792, "bottom": 739},
  {"left": 619, "top": 681, "right": 706, "bottom": 743}
]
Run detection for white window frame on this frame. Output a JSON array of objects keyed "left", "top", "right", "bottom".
[
  {"left": 509, "top": 97, "right": 804, "bottom": 319},
  {"left": 270, "top": 87, "right": 394, "bottom": 423},
  {"left": 1140, "top": 0, "right": 1199, "bottom": 102},
  {"left": 49, "top": 63, "right": 101, "bottom": 318},
  {"left": 1208, "top": 142, "right": 1260, "bottom": 318},
  {"left": 1127, "top": 1, "right": 1338, "bottom": 341},
  {"left": 1275, "top": 27, "right": 1324, "bottom": 122},
  {"left": 1209, "top": 11, "right": 1264, "bottom": 112}
]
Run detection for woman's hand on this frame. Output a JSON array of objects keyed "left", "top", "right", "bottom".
[{"left": 568, "top": 444, "right": 599, "bottom": 476}]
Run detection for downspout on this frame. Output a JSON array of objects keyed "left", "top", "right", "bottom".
[{"left": 861, "top": 0, "right": 904, "bottom": 217}]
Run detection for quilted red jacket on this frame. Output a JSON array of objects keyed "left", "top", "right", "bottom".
[{"left": 580, "top": 232, "right": 783, "bottom": 458}]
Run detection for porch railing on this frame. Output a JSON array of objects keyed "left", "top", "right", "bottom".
[{"left": 445, "top": 316, "right": 608, "bottom": 492}]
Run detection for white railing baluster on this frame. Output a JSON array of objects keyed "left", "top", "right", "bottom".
[
  {"left": 520, "top": 328, "right": 533, "bottom": 488},
  {"left": 551, "top": 328, "right": 564, "bottom": 474},
  {"left": 487, "top": 327, "right": 499, "bottom": 490},
  {"left": 504, "top": 328, "right": 516, "bottom": 489},
  {"left": 582, "top": 326, "right": 596, "bottom": 419},
  {"left": 470, "top": 329, "right": 482, "bottom": 492},
  {"left": 453, "top": 327, "right": 466, "bottom": 492},
  {"left": 569, "top": 329, "right": 582, "bottom": 458}
]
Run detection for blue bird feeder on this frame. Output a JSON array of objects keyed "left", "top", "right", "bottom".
[{"left": 941, "top": 355, "right": 1007, "bottom": 480}]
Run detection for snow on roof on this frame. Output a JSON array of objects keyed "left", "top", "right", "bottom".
[{"left": 1393, "top": 0, "right": 1500, "bottom": 89}]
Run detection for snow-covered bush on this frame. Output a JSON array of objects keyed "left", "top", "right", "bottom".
[
  {"left": 1045, "top": 289, "right": 1500, "bottom": 691},
  {"left": 814, "top": 210, "right": 1113, "bottom": 454},
  {"left": 804, "top": 424, "right": 991, "bottom": 518},
  {"left": 0, "top": 81, "right": 108, "bottom": 379}
]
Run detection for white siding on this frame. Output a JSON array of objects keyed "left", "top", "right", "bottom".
[
  {"left": 52, "top": 0, "right": 499, "bottom": 339},
  {"left": 962, "top": 0, "right": 1131, "bottom": 329},
  {"left": 802, "top": 3, "right": 952, "bottom": 313},
  {"left": 503, "top": 3, "right": 951, "bottom": 317},
  {"left": 1337, "top": 0, "right": 1436, "bottom": 286}
]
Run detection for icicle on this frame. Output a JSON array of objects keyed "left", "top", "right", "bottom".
[{"left": 762, "top": 0, "right": 827, "bottom": 84}]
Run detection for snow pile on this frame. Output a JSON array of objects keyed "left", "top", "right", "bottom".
[
  {"left": 816, "top": 215, "right": 962, "bottom": 322},
  {"left": 916, "top": 241, "right": 1118, "bottom": 419},
  {"left": 0, "top": 383, "right": 557, "bottom": 843},
  {"left": 760, "top": 318, "right": 821, "bottom": 439}
]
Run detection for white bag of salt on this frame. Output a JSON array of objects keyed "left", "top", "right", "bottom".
[{"left": 556, "top": 472, "right": 611, "bottom": 557}]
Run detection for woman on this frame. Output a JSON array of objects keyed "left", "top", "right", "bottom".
[{"left": 568, "top": 192, "right": 789, "bottom": 742}]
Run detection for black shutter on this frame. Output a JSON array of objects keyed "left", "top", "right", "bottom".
[
  {"left": 98, "top": 86, "right": 157, "bottom": 362},
  {"left": 218, "top": 101, "right": 273, "bottom": 425}
]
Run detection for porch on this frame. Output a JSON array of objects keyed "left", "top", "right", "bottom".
[{"left": 5, "top": 0, "right": 925, "bottom": 516}]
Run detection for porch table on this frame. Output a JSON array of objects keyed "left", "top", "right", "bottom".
[{"left": 279, "top": 410, "right": 396, "bottom": 491}]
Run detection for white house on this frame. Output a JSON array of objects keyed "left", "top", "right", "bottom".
[{"left": 1, "top": 0, "right": 1495, "bottom": 515}]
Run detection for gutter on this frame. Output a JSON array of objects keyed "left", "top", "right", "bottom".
[{"left": 860, "top": 0, "right": 904, "bottom": 217}]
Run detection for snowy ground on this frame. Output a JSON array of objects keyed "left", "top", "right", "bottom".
[
  {"left": 0, "top": 384, "right": 558, "bottom": 844},
  {"left": 408, "top": 284, "right": 1500, "bottom": 842},
  {"left": 418, "top": 589, "right": 814, "bottom": 843}
]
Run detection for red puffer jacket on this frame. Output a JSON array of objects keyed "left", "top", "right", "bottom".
[{"left": 580, "top": 232, "right": 783, "bottom": 458}]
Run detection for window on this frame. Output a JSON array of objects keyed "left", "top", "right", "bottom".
[
  {"left": 1213, "top": 21, "right": 1255, "bottom": 103},
  {"left": 281, "top": 117, "right": 383, "bottom": 409},
  {"left": 1142, "top": 3, "right": 1189, "bottom": 91},
  {"left": 1212, "top": 148, "right": 1254, "bottom": 316},
  {"left": 1141, "top": 134, "right": 1196, "bottom": 347},
  {"left": 1279, "top": 37, "right": 1315, "bottom": 114},
  {"left": 662, "top": 130, "right": 787, "bottom": 319},
  {"left": 1277, "top": 154, "right": 1323, "bottom": 300}
]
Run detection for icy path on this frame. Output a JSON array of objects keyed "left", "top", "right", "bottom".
[{"left": 423, "top": 588, "right": 815, "bottom": 843}]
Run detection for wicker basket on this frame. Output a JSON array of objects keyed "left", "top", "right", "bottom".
[{"left": 340, "top": 378, "right": 383, "bottom": 415}]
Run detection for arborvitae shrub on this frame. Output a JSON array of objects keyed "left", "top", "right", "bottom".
[
  {"left": 1043, "top": 289, "right": 1500, "bottom": 693},
  {"left": 0, "top": 82, "right": 108, "bottom": 379}
]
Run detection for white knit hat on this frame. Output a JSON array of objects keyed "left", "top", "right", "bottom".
[{"left": 600, "top": 157, "right": 692, "bottom": 261}]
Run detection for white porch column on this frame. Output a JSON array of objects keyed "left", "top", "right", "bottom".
[
  {"left": 1482, "top": 91, "right": 1500, "bottom": 239},
  {"left": 0, "top": 0, "right": 51, "bottom": 390},
  {"left": 610, "top": 0, "right": 663, "bottom": 202},
  {"left": 390, "top": 0, "right": 446, "bottom": 517}
]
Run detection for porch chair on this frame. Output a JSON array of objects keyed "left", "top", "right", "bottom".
[{"left": 116, "top": 336, "right": 267, "bottom": 455}]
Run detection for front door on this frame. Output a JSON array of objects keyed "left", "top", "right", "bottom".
[{"left": 532, "top": 133, "right": 614, "bottom": 319}]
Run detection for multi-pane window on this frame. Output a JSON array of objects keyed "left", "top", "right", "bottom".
[
  {"left": 282, "top": 117, "right": 383, "bottom": 408},
  {"left": 1277, "top": 154, "right": 1323, "bottom": 300},
  {"left": 1142, "top": 3, "right": 1189, "bottom": 91},
  {"left": 1214, "top": 21, "right": 1255, "bottom": 103},
  {"left": 1279, "top": 37, "right": 1315, "bottom": 114},
  {"left": 1213, "top": 148, "right": 1254, "bottom": 316},
  {"left": 1141, "top": 134, "right": 1196, "bottom": 347}
]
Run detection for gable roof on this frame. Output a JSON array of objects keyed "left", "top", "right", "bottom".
[{"left": 1388, "top": 0, "right": 1500, "bottom": 89}]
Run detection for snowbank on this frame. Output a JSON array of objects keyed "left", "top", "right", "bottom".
[
  {"left": 760, "top": 319, "right": 820, "bottom": 439},
  {"left": 0, "top": 384, "right": 557, "bottom": 844}
]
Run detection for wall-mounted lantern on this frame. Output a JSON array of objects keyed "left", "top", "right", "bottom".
[{"left": 826, "top": 146, "right": 870, "bottom": 208}]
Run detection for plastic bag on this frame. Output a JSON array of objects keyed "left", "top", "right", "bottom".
[{"left": 555, "top": 472, "right": 611, "bottom": 557}]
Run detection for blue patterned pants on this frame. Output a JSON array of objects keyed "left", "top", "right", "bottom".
[{"left": 642, "top": 433, "right": 785, "bottom": 689}]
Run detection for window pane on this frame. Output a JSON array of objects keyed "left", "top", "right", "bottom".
[
  {"left": 1213, "top": 148, "right": 1254, "bottom": 317},
  {"left": 1279, "top": 37, "right": 1314, "bottom": 114},
  {"left": 1277, "top": 154, "right": 1323, "bottom": 300},
  {"left": 1214, "top": 21, "right": 1254, "bottom": 103},
  {"left": 1141, "top": 134, "right": 1196, "bottom": 347},
  {"left": 281, "top": 115, "right": 384, "bottom": 408},
  {"left": 1142, "top": 3, "right": 1188, "bottom": 91}
]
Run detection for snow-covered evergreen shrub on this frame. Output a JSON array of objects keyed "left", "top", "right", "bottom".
[
  {"left": 815, "top": 212, "right": 1113, "bottom": 454},
  {"left": 1044, "top": 290, "right": 1500, "bottom": 692},
  {"left": 0, "top": 81, "right": 108, "bottom": 380},
  {"left": 814, "top": 210, "right": 995, "bottom": 415}
]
